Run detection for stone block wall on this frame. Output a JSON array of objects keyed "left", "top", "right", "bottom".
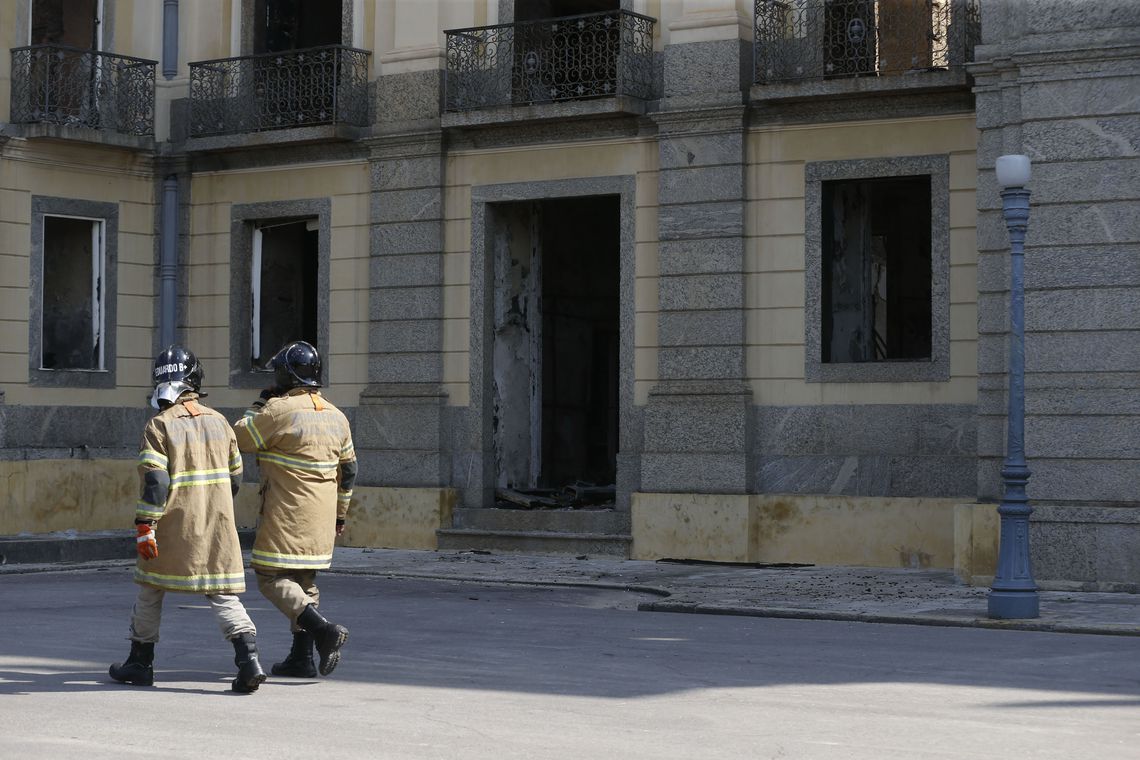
[{"left": 971, "top": 0, "right": 1140, "bottom": 583}]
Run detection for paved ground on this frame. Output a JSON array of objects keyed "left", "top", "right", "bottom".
[
  {"left": 1, "top": 568, "right": 1138, "bottom": 760},
  {"left": 4, "top": 546, "right": 1139, "bottom": 635}
]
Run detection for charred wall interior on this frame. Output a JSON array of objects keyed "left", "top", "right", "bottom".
[{"left": 490, "top": 195, "right": 620, "bottom": 501}]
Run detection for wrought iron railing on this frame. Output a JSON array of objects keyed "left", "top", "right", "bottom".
[
  {"left": 188, "top": 45, "right": 370, "bottom": 137},
  {"left": 445, "top": 10, "right": 656, "bottom": 112},
  {"left": 9, "top": 45, "right": 156, "bottom": 136},
  {"left": 753, "top": 0, "right": 980, "bottom": 84}
]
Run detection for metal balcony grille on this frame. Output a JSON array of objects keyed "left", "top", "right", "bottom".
[
  {"left": 445, "top": 10, "right": 656, "bottom": 112},
  {"left": 189, "top": 45, "right": 370, "bottom": 138},
  {"left": 753, "top": 0, "right": 980, "bottom": 84},
  {"left": 9, "top": 45, "right": 157, "bottom": 136}
]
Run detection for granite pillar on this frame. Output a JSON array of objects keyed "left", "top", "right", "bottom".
[
  {"left": 358, "top": 70, "right": 449, "bottom": 488},
  {"left": 642, "top": 29, "right": 754, "bottom": 494}
]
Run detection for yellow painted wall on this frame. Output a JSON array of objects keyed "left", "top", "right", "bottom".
[
  {"left": 438, "top": 115, "right": 976, "bottom": 409},
  {"left": 0, "top": 139, "right": 156, "bottom": 406},
  {"left": 954, "top": 502, "right": 1000, "bottom": 585},
  {"left": 746, "top": 114, "right": 979, "bottom": 406},
  {"left": 1, "top": 456, "right": 452, "bottom": 551},
  {"left": 339, "top": 486, "right": 457, "bottom": 550},
  {"left": 631, "top": 491, "right": 982, "bottom": 573},
  {"left": 0, "top": 459, "right": 139, "bottom": 535},
  {"left": 187, "top": 160, "right": 371, "bottom": 411}
]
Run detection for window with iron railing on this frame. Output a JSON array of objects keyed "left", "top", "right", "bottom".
[
  {"left": 445, "top": 10, "right": 656, "bottom": 112},
  {"left": 753, "top": 0, "right": 980, "bottom": 84}
]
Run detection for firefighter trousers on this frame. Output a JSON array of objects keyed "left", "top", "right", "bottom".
[
  {"left": 128, "top": 585, "right": 256, "bottom": 643},
  {"left": 254, "top": 568, "right": 321, "bottom": 633}
]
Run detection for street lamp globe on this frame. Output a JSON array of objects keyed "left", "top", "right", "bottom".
[{"left": 996, "top": 154, "right": 1031, "bottom": 188}]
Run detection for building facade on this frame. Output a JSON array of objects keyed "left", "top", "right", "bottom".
[{"left": 1, "top": 0, "right": 1137, "bottom": 588}]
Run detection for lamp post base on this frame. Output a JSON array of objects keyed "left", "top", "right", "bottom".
[{"left": 988, "top": 590, "right": 1040, "bottom": 619}]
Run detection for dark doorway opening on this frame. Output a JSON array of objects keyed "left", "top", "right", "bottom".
[
  {"left": 254, "top": 0, "right": 343, "bottom": 53},
  {"left": 490, "top": 195, "right": 620, "bottom": 506},
  {"left": 514, "top": 0, "right": 620, "bottom": 22},
  {"left": 540, "top": 197, "right": 620, "bottom": 489},
  {"left": 28, "top": 0, "right": 99, "bottom": 126},
  {"left": 32, "top": 0, "right": 98, "bottom": 48}
]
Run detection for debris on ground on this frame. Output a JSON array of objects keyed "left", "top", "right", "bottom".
[{"left": 494, "top": 482, "right": 616, "bottom": 510}]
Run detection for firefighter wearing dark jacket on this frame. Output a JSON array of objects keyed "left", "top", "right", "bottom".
[
  {"left": 110, "top": 346, "right": 267, "bottom": 693},
  {"left": 234, "top": 340, "right": 356, "bottom": 678}
]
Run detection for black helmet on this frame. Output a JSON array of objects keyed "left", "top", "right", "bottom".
[
  {"left": 151, "top": 345, "right": 203, "bottom": 409},
  {"left": 271, "top": 340, "right": 322, "bottom": 389}
]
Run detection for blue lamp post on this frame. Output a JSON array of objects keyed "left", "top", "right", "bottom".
[{"left": 988, "top": 154, "right": 1040, "bottom": 619}]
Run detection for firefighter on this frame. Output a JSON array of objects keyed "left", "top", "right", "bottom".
[
  {"left": 110, "top": 346, "right": 266, "bottom": 693},
  {"left": 234, "top": 340, "right": 356, "bottom": 678}
]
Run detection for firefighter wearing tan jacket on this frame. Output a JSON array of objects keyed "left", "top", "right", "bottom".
[
  {"left": 109, "top": 345, "right": 266, "bottom": 693},
  {"left": 234, "top": 340, "right": 357, "bottom": 678}
]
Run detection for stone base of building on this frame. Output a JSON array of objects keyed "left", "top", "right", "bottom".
[
  {"left": 5, "top": 459, "right": 1137, "bottom": 586},
  {"left": 338, "top": 486, "right": 457, "bottom": 551},
  {"left": 0, "top": 458, "right": 138, "bottom": 535},
  {"left": 1, "top": 459, "right": 456, "bottom": 552},
  {"left": 1028, "top": 505, "right": 1140, "bottom": 593},
  {"left": 632, "top": 493, "right": 1005, "bottom": 581}
]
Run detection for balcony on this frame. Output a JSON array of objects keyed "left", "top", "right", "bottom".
[
  {"left": 752, "top": 0, "right": 980, "bottom": 99},
  {"left": 187, "top": 45, "right": 370, "bottom": 149},
  {"left": 9, "top": 45, "right": 156, "bottom": 147},
  {"left": 444, "top": 10, "right": 656, "bottom": 126}
]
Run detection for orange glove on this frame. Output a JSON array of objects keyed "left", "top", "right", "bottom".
[{"left": 136, "top": 523, "right": 158, "bottom": 560}]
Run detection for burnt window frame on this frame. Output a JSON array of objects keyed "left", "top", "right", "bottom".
[
  {"left": 29, "top": 196, "right": 118, "bottom": 389},
  {"left": 803, "top": 154, "right": 950, "bottom": 383},
  {"left": 229, "top": 199, "right": 331, "bottom": 389}
]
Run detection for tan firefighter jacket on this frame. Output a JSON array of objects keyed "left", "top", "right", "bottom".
[
  {"left": 233, "top": 388, "right": 356, "bottom": 572},
  {"left": 134, "top": 394, "right": 246, "bottom": 594}
]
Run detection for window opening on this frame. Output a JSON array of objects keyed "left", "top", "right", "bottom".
[
  {"left": 821, "top": 175, "right": 931, "bottom": 363},
  {"left": 254, "top": 0, "right": 342, "bottom": 53},
  {"left": 251, "top": 219, "right": 319, "bottom": 367},
  {"left": 513, "top": 0, "right": 620, "bottom": 22},
  {"left": 41, "top": 215, "right": 105, "bottom": 370}
]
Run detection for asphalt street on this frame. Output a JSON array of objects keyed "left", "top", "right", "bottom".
[{"left": 1, "top": 568, "right": 1137, "bottom": 759}]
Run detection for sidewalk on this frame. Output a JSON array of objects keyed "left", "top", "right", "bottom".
[
  {"left": 329, "top": 547, "right": 1140, "bottom": 636},
  {"left": 4, "top": 543, "right": 1138, "bottom": 636}
]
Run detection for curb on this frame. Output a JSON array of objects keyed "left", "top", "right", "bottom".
[{"left": 640, "top": 601, "right": 1140, "bottom": 637}]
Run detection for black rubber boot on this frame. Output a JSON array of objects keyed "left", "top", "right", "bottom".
[
  {"left": 297, "top": 605, "right": 349, "bottom": 676},
  {"left": 231, "top": 633, "right": 267, "bottom": 693},
  {"left": 271, "top": 631, "right": 317, "bottom": 678},
  {"left": 109, "top": 640, "right": 155, "bottom": 686}
]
